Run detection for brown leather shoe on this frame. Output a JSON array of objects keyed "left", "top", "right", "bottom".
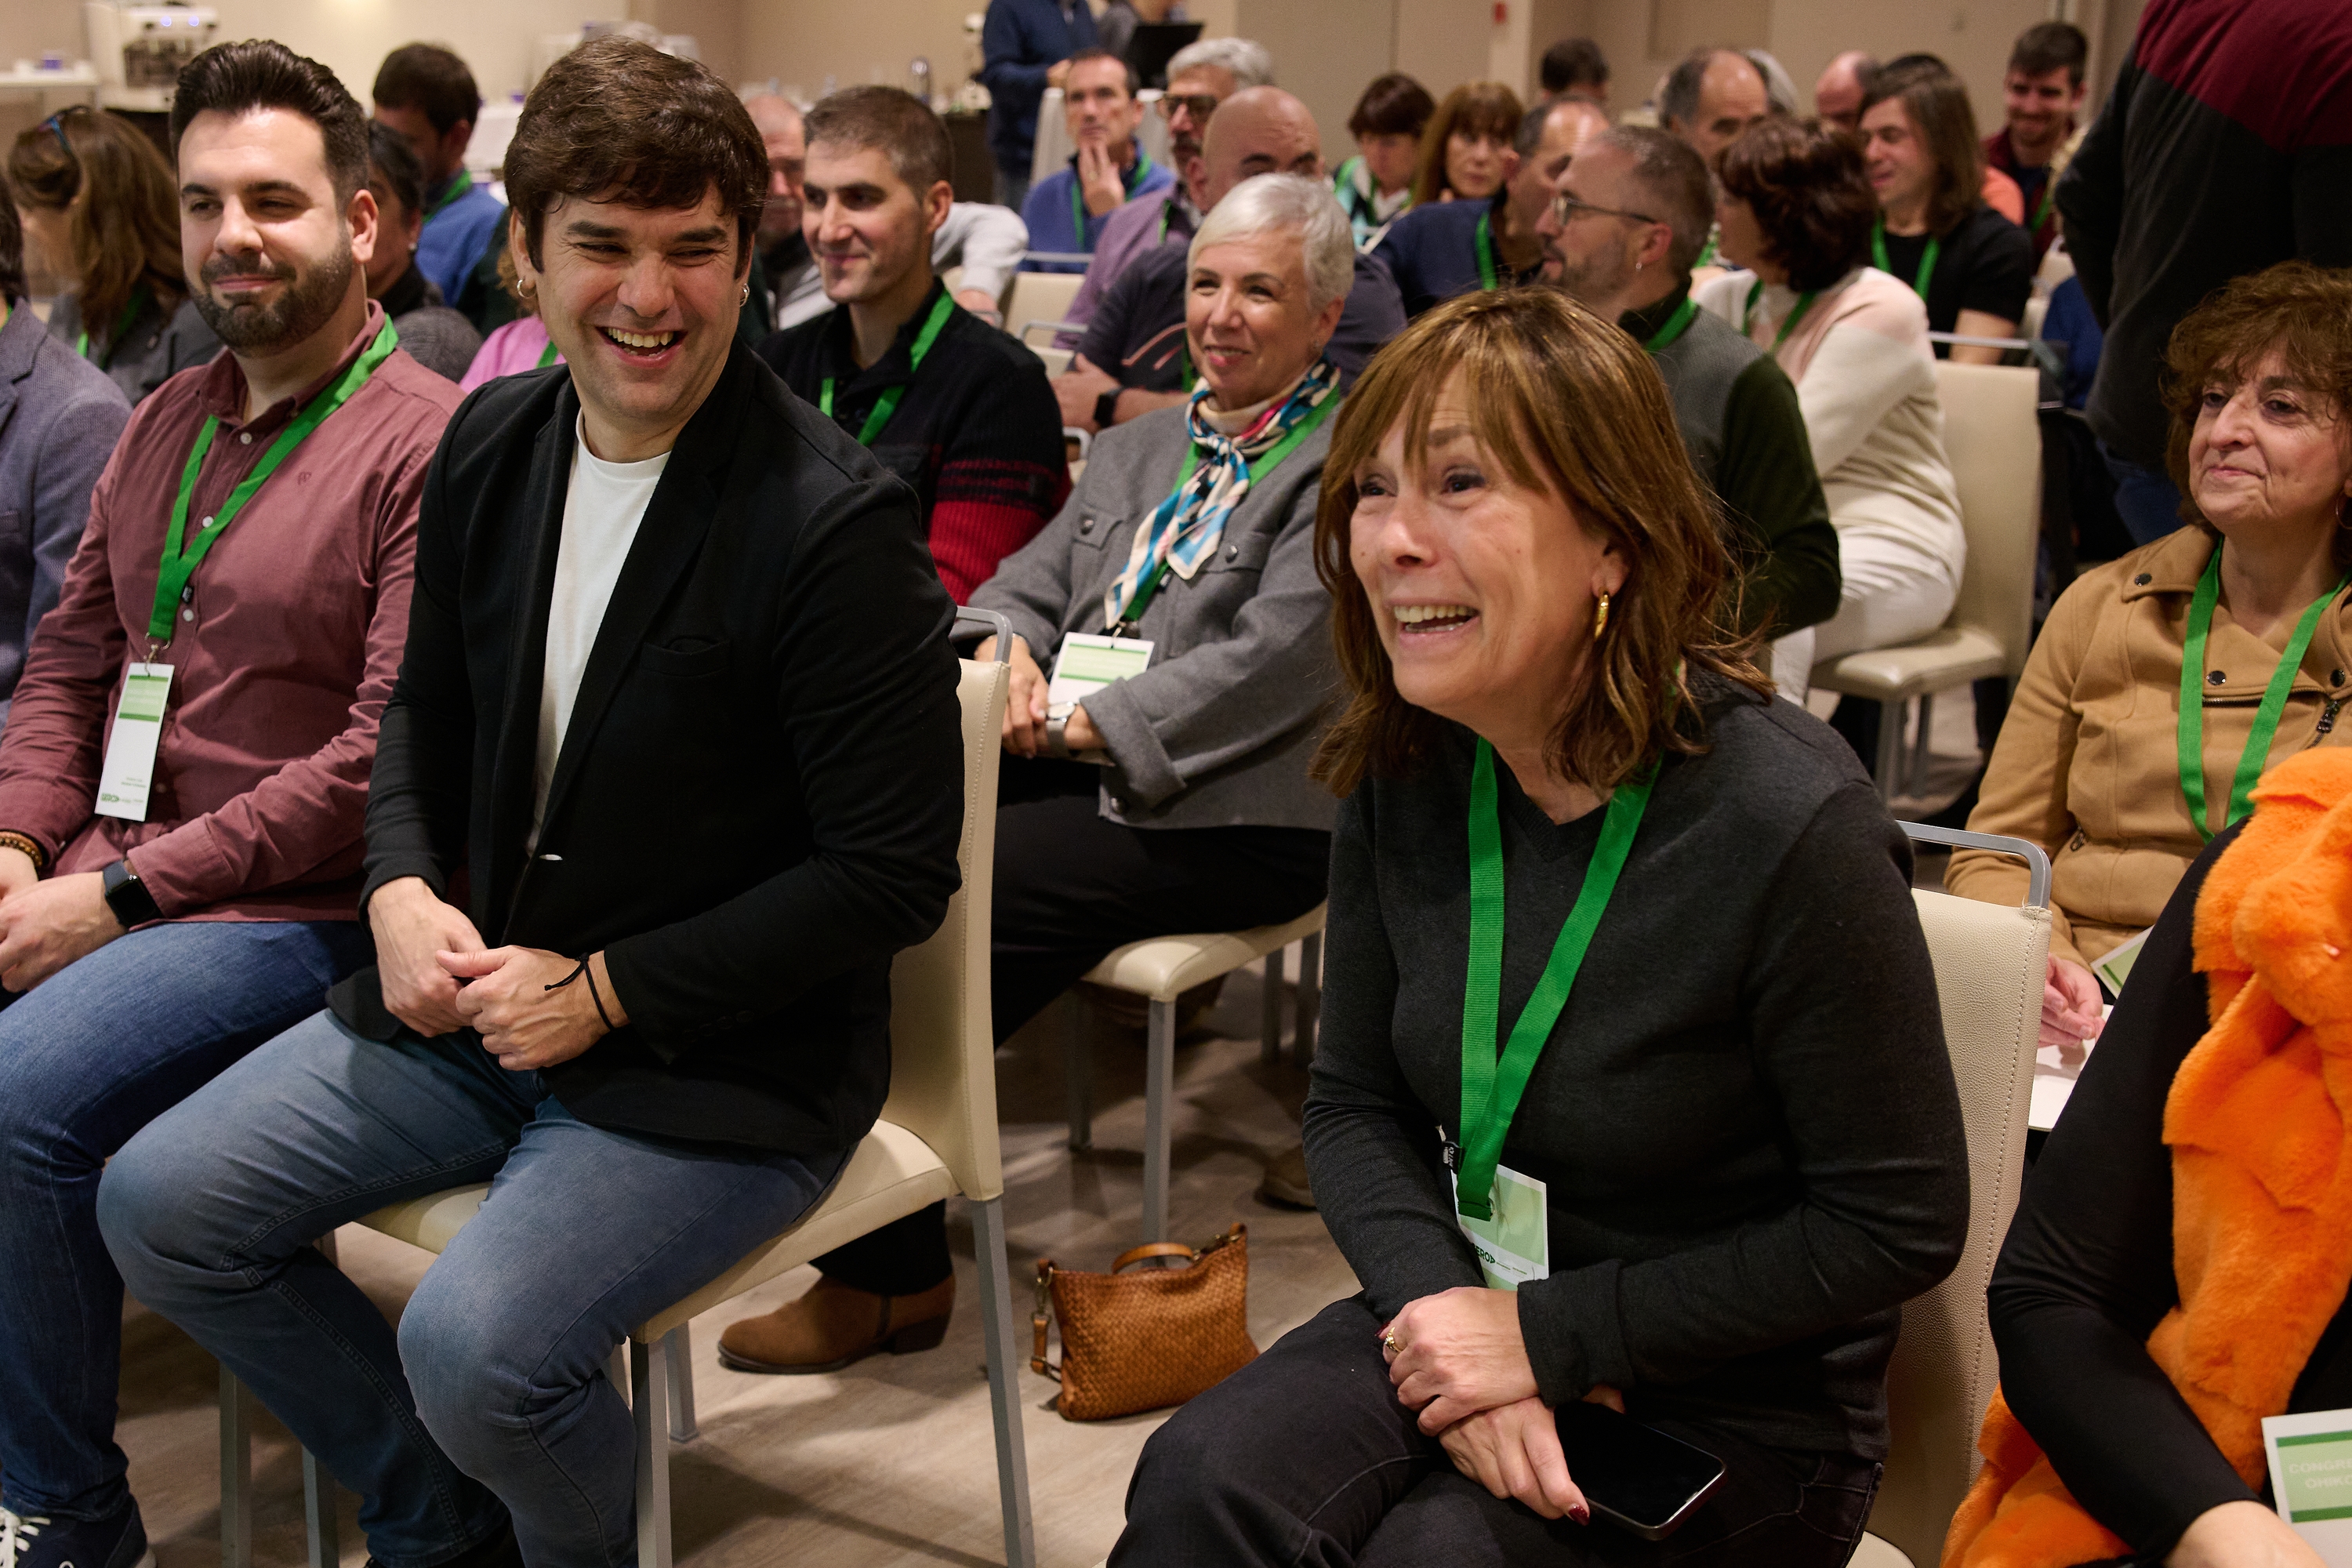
[{"left": 717, "top": 1275, "right": 954, "bottom": 1374}]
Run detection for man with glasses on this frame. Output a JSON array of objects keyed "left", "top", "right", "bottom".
[
  {"left": 1539, "top": 125, "right": 1837, "bottom": 655},
  {"left": 1054, "top": 36, "right": 1272, "bottom": 343},
  {"left": 1019, "top": 49, "right": 1172, "bottom": 271}
]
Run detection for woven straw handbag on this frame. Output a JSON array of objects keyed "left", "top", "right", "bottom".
[{"left": 1029, "top": 1222, "right": 1258, "bottom": 1421}]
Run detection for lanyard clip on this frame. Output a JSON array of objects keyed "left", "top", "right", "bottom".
[{"left": 1441, "top": 1138, "right": 1461, "bottom": 1171}]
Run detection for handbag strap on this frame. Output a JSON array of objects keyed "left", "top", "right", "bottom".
[{"left": 1112, "top": 1242, "right": 1202, "bottom": 1272}]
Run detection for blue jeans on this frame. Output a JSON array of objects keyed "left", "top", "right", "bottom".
[
  {"left": 0, "top": 917, "right": 369, "bottom": 1522},
  {"left": 2100, "top": 441, "right": 2187, "bottom": 546},
  {"left": 99, "top": 1012, "right": 847, "bottom": 1568}
]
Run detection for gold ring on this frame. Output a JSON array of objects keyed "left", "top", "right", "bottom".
[{"left": 1381, "top": 1332, "right": 1401, "bottom": 1354}]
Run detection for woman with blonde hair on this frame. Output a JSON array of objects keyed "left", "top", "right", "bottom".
[
  {"left": 1410, "top": 82, "right": 1523, "bottom": 207},
  {"left": 1111, "top": 286, "right": 1968, "bottom": 1566},
  {"left": 7, "top": 106, "right": 219, "bottom": 401}
]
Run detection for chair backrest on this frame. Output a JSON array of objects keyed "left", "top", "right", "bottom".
[
  {"left": 1936, "top": 361, "right": 2043, "bottom": 681},
  {"left": 1866, "top": 831, "right": 2050, "bottom": 1565},
  {"left": 1004, "top": 271, "right": 1084, "bottom": 342},
  {"left": 878, "top": 656, "right": 1010, "bottom": 1202}
]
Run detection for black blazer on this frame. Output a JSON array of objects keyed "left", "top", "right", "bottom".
[{"left": 331, "top": 345, "right": 965, "bottom": 1154}]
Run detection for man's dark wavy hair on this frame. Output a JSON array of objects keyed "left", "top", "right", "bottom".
[{"left": 171, "top": 40, "right": 368, "bottom": 201}]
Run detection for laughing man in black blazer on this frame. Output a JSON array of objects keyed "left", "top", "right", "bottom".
[{"left": 100, "top": 39, "right": 964, "bottom": 1568}]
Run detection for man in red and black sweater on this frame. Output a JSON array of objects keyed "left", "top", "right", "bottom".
[
  {"left": 759, "top": 86, "right": 1066, "bottom": 601},
  {"left": 2057, "top": 0, "right": 2352, "bottom": 544}
]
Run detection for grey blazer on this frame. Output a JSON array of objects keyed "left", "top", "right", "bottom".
[
  {"left": 45, "top": 289, "right": 222, "bottom": 406},
  {"left": 0, "top": 303, "right": 129, "bottom": 730},
  {"left": 970, "top": 402, "right": 1341, "bottom": 833}
]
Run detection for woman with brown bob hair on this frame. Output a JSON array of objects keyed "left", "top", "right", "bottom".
[
  {"left": 1410, "top": 81, "right": 1523, "bottom": 208},
  {"left": 7, "top": 106, "right": 219, "bottom": 402},
  {"left": 1856, "top": 60, "right": 2032, "bottom": 364},
  {"left": 1111, "top": 287, "right": 1968, "bottom": 1567},
  {"left": 1947, "top": 260, "right": 2352, "bottom": 1058},
  {"left": 1700, "top": 117, "right": 1965, "bottom": 703}
]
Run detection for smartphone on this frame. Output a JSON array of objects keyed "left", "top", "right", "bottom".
[{"left": 1552, "top": 1400, "right": 1727, "bottom": 1541}]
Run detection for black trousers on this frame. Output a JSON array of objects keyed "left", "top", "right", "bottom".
[
  {"left": 816, "top": 758, "right": 1332, "bottom": 1295},
  {"left": 1112, "top": 1298, "right": 1882, "bottom": 1567}
]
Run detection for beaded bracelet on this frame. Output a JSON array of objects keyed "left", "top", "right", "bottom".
[{"left": 0, "top": 830, "right": 47, "bottom": 871}]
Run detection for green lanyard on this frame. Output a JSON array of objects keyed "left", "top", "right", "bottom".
[
  {"left": 1455, "top": 738, "right": 1654, "bottom": 1221},
  {"left": 76, "top": 285, "right": 149, "bottom": 368},
  {"left": 153, "top": 318, "right": 399, "bottom": 645},
  {"left": 1474, "top": 210, "right": 1499, "bottom": 291},
  {"left": 1642, "top": 296, "right": 1698, "bottom": 352},
  {"left": 1113, "top": 394, "right": 1337, "bottom": 630},
  {"left": 1694, "top": 230, "right": 1719, "bottom": 269},
  {"left": 536, "top": 340, "right": 561, "bottom": 368},
  {"left": 1072, "top": 151, "right": 1153, "bottom": 248},
  {"left": 1743, "top": 280, "right": 1819, "bottom": 350},
  {"left": 426, "top": 170, "right": 474, "bottom": 220},
  {"left": 1871, "top": 219, "right": 1940, "bottom": 301},
  {"left": 818, "top": 290, "right": 956, "bottom": 447},
  {"left": 2177, "top": 548, "right": 2345, "bottom": 840},
  {"left": 2029, "top": 179, "right": 2056, "bottom": 237}
]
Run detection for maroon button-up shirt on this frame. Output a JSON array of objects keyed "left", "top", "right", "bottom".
[{"left": 0, "top": 302, "right": 460, "bottom": 920}]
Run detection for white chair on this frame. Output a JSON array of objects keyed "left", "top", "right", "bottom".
[
  {"left": 1003, "top": 271, "right": 1084, "bottom": 344},
  {"left": 1857, "top": 823, "right": 2050, "bottom": 1566},
  {"left": 230, "top": 626, "right": 1036, "bottom": 1568},
  {"left": 1064, "top": 908, "right": 1325, "bottom": 1242},
  {"left": 1811, "top": 362, "right": 2043, "bottom": 800}
]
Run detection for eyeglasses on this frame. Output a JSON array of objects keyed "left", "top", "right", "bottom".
[
  {"left": 1548, "top": 193, "right": 1659, "bottom": 227},
  {"left": 1156, "top": 93, "right": 1220, "bottom": 124}
]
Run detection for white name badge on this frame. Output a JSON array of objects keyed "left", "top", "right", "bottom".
[
  {"left": 1047, "top": 632, "right": 1154, "bottom": 719},
  {"left": 1451, "top": 1162, "right": 1550, "bottom": 1291},
  {"left": 94, "top": 662, "right": 172, "bottom": 822},
  {"left": 2265, "top": 1410, "right": 2352, "bottom": 1564}
]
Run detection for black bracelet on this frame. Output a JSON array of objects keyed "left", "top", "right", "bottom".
[{"left": 543, "top": 956, "right": 616, "bottom": 1031}]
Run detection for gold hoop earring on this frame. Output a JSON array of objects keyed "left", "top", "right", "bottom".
[
  {"left": 739, "top": 281, "right": 750, "bottom": 306},
  {"left": 1592, "top": 590, "right": 1610, "bottom": 641}
]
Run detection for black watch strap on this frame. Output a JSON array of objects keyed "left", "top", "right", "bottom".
[
  {"left": 103, "top": 858, "right": 162, "bottom": 928},
  {"left": 1093, "top": 387, "right": 1121, "bottom": 429}
]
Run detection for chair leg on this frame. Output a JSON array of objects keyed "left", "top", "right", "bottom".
[
  {"left": 1142, "top": 996, "right": 1176, "bottom": 1243},
  {"left": 1295, "top": 934, "right": 1321, "bottom": 1065},
  {"left": 631, "top": 1339, "right": 672, "bottom": 1568},
  {"left": 1909, "top": 692, "right": 1939, "bottom": 800},
  {"left": 663, "top": 1324, "right": 698, "bottom": 1443},
  {"left": 220, "top": 1367, "right": 253, "bottom": 1568},
  {"left": 1259, "top": 943, "right": 1286, "bottom": 1066},
  {"left": 1064, "top": 989, "right": 1092, "bottom": 1152},
  {"left": 972, "top": 1196, "right": 1039, "bottom": 1568},
  {"left": 302, "top": 1448, "right": 339, "bottom": 1568},
  {"left": 1872, "top": 699, "right": 1905, "bottom": 804}
]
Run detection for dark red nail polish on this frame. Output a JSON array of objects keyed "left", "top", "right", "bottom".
[{"left": 1570, "top": 1504, "right": 1590, "bottom": 1526}]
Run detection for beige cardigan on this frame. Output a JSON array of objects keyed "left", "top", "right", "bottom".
[{"left": 1948, "top": 524, "right": 2352, "bottom": 968}]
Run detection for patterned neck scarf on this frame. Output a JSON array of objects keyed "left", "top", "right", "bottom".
[{"left": 1102, "top": 357, "right": 1341, "bottom": 632}]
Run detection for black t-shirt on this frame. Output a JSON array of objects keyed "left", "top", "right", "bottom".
[{"left": 1877, "top": 205, "right": 2034, "bottom": 350}]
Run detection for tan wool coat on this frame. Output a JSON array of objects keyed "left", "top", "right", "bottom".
[{"left": 1947, "top": 524, "right": 2352, "bottom": 969}]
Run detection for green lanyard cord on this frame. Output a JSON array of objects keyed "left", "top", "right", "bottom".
[
  {"left": 1456, "top": 739, "right": 1655, "bottom": 1221},
  {"left": 536, "top": 340, "right": 561, "bottom": 368},
  {"left": 152, "top": 318, "right": 399, "bottom": 645},
  {"left": 1743, "top": 279, "right": 1819, "bottom": 350},
  {"left": 819, "top": 290, "right": 956, "bottom": 447},
  {"left": 1694, "top": 230, "right": 1719, "bottom": 269},
  {"left": 1642, "top": 296, "right": 1698, "bottom": 353},
  {"left": 426, "top": 170, "right": 474, "bottom": 220},
  {"left": 2176, "top": 548, "right": 2346, "bottom": 840},
  {"left": 1871, "top": 218, "right": 1940, "bottom": 302},
  {"left": 2029, "top": 178, "right": 2056, "bottom": 236},
  {"left": 1474, "top": 210, "right": 1499, "bottom": 291},
  {"left": 1112, "top": 393, "right": 1337, "bottom": 632},
  {"left": 77, "top": 285, "right": 149, "bottom": 368},
  {"left": 1071, "top": 149, "right": 1153, "bottom": 249}
]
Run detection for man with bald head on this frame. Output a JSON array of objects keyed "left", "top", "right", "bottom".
[
  {"left": 1814, "top": 50, "right": 1876, "bottom": 132},
  {"left": 1661, "top": 46, "right": 1772, "bottom": 165},
  {"left": 1537, "top": 124, "right": 1837, "bottom": 656},
  {"left": 1054, "top": 85, "right": 1404, "bottom": 431},
  {"left": 1374, "top": 94, "right": 1609, "bottom": 318}
]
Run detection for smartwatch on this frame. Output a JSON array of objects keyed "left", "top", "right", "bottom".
[
  {"left": 1093, "top": 387, "right": 1121, "bottom": 430},
  {"left": 102, "top": 858, "right": 162, "bottom": 929}
]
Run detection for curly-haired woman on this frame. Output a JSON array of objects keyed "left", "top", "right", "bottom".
[{"left": 1945, "top": 260, "right": 2352, "bottom": 1055}]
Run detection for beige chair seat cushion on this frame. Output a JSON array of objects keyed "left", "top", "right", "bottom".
[
  {"left": 1812, "top": 626, "right": 2008, "bottom": 702},
  {"left": 358, "top": 1120, "right": 958, "bottom": 1343},
  {"left": 1849, "top": 1533, "right": 1918, "bottom": 1568},
  {"left": 1080, "top": 905, "right": 1327, "bottom": 1003}
]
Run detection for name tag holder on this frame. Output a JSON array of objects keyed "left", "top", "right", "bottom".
[
  {"left": 2265, "top": 1410, "right": 2352, "bottom": 1563},
  {"left": 96, "top": 663, "right": 173, "bottom": 821}
]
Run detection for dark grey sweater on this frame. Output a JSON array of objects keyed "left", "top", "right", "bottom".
[{"left": 1302, "top": 681, "right": 1969, "bottom": 1458}]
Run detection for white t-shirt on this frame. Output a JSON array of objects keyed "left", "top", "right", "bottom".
[{"left": 532, "top": 416, "right": 667, "bottom": 846}]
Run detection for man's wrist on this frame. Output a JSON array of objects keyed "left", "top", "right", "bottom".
[
  {"left": 1094, "top": 386, "right": 1123, "bottom": 429},
  {"left": 101, "top": 855, "right": 162, "bottom": 928},
  {"left": 0, "top": 831, "right": 46, "bottom": 872}
]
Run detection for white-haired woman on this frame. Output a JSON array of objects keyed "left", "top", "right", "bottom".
[{"left": 717, "top": 173, "right": 1355, "bottom": 1370}]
